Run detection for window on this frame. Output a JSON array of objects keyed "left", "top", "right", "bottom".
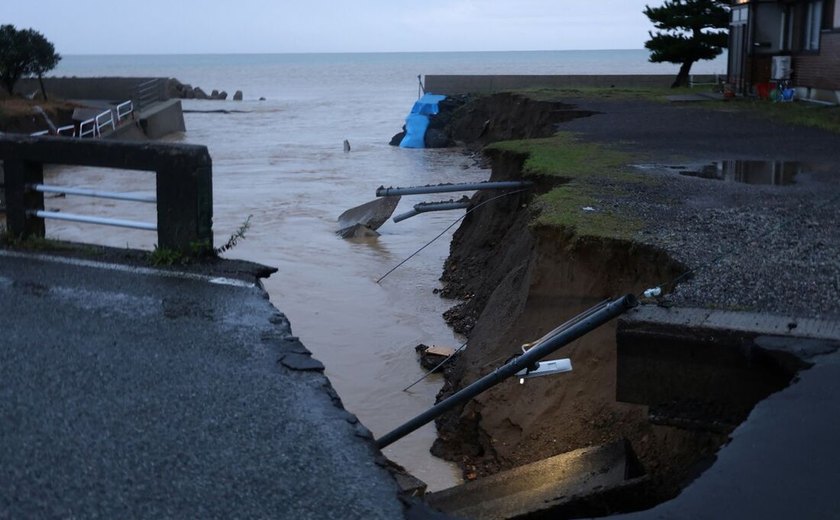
[
  {"left": 783, "top": 1, "right": 826, "bottom": 52},
  {"left": 804, "top": 0, "right": 823, "bottom": 50}
]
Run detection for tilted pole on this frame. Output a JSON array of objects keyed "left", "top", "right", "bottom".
[
  {"left": 376, "top": 181, "right": 531, "bottom": 197},
  {"left": 375, "top": 294, "right": 638, "bottom": 449}
]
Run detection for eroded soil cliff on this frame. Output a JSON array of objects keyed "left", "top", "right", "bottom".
[{"left": 429, "top": 93, "right": 794, "bottom": 507}]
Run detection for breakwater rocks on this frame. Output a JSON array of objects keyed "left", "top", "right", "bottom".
[{"left": 165, "top": 78, "right": 243, "bottom": 101}]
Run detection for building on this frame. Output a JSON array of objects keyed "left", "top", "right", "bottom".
[{"left": 729, "top": 0, "right": 839, "bottom": 102}]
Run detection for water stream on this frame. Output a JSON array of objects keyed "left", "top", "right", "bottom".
[{"left": 36, "top": 98, "right": 491, "bottom": 491}]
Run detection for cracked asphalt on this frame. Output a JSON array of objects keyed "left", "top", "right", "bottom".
[{"left": 0, "top": 249, "right": 406, "bottom": 519}]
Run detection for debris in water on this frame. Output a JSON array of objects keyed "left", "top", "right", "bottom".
[
  {"left": 415, "top": 344, "right": 459, "bottom": 371},
  {"left": 336, "top": 195, "right": 401, "bottom": 233},
  {"left": 336, "top": 223, "right": 380, "bottom": 239}
]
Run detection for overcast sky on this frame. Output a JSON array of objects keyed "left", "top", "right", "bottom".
[{"left": 5, "top": 1, "right": 668, "bottom": 55}]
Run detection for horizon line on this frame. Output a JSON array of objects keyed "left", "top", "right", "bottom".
[{"left": 58, "top": 48, "right": 649, "bottom": 57}]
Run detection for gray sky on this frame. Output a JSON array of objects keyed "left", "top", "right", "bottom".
[{"left": 5, "top": 0, "right": 667, "bottom": 54}]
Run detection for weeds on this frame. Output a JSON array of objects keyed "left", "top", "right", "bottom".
[{"left": 215, "top": 214, "right": 252, "bottom": 255}]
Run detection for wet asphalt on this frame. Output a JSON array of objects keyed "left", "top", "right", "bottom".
[{"left": 0, "top": 249, "right": 405, "bottom": 518}]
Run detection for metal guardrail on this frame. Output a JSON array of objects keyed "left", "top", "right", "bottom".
[
  {"left": 0, "top": 135, "right": 214, "bottom": 254},
  {"left": 30, "top": 183, "right": 158, "bottom": 231},
  {"left": 95, "top": 110, "right": 116, "bottom": 134},
  {"left": 134, "top": 78, "right": 164, "bottom": 111},
  {"left": 116, "top": 100, "right": 133, "bottom": 121},
  {"left": 30, "top": 102, "right": 133, "bottom": 139},
  {"left": 78, "top": 117, "right": 98, "bottom": 138}
]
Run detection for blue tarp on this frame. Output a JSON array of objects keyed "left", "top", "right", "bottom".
[{"left": 399, "top": 93, "right": 446, "bottom": 148}]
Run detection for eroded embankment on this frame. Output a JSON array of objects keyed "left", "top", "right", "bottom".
[{"left": 430, "top": 94, "right": 797, "bottom": 507}]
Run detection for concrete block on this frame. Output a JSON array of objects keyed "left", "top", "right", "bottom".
[{"left": 426, "top": 440, "right": 646, "bottom": 519}]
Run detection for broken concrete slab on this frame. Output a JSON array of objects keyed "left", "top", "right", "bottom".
[{"left": 425, "top": 439, "right": 646, "bottom": 519}]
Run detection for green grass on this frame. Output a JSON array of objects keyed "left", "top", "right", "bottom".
[
  {"left": 488, "top": 133, "right": 650, "bottom": 239},
  {"left": 488, "top": 133, "right": 630, "bottom": 179},
  {"left": 515, "top": 86, "right": 840, "bottom": 134},
  {"left": 736, "top": 99, "right": 840, "bottom": 133},
  {"left": 532, "top": 184, "right": 643, "bottom": 239},
  {"left": 513, "top": 86, "right": 701, "bottom": 103}
]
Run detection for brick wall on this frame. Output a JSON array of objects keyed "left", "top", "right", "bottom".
[{"left": 794, "top": 32, "right": 840, "bottom": 89}]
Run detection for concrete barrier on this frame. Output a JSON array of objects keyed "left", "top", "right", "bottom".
[
  {"left": 0, "top": 135, "right": 213, "bottom": 254},
  {"left": 15, "top": 77, "right": 164, "bottom": 102},
  {"left": 138, "top": 99, "right": 187, "bottom": 139}
]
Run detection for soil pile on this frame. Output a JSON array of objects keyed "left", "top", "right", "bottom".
[{"left": 0, "top": 97, "right": 77, "bottom": 135}]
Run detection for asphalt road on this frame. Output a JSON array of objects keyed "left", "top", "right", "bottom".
[{"left": 0, "top": 249, "right": 405, "bottom": 518}]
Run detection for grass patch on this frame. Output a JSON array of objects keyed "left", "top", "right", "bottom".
[
  {"left": 489, "top": 133, "right": 650, "bottom": 239},
  {"left": 488, "top": 132, "right": 631, "bottom": 179},
  {"left": 514, "top": 86, "right": 701, "bottom": 103},
  {"left": 735, "top": 99, "right": 840, "bottom": 133},
  {"left": 533, "top": 184, "right": 642, "bottom": 239},
  {"left": 515, "top": 86, "right": 840, "bottom": 134}
]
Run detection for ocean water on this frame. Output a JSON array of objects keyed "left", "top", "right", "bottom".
[{"left": 41, "top": 50, "right": 727, "bottom": 491}]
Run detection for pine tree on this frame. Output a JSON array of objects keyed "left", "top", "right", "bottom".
[
  {"left": 0, "top": 25, "right": 61, "bottom": 98},
  {"left": 644, "top": 0, "right": 730, "bottom": 88}
]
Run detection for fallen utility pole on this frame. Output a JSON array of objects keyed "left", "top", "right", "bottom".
[
  {"left": 376, "top": 181, "right": 531, "bottom": 198},
  {"left": 375, "top": 294, "right": 638, "bottom": 449},
  {"left": 392, "top": 200, "right": 472, "bottom": 223}
]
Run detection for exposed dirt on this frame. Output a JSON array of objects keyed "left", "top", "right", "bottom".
[
  {"left": 0, "top": 97, "right": 77, "bottom": 134},
  {"left": 429, "top": 93, "right": 804, "bottom": 509}
]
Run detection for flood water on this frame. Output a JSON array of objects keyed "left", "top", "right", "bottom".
[
  {"left": 14, "top": 51, "right": 729, "bottom": 491},
  {"left": 36, "top": 99, "right": 488, "bottom": 491}
]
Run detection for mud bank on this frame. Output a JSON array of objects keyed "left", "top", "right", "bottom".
[{"left": 428, "top": 93, "right": 803, "bottom": 508}]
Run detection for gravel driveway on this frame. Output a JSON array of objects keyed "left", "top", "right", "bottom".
[{"left": 558, "top": 97, "right": 840, "bottom": 320}]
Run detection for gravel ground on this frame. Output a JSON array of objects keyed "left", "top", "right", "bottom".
[{"left": 558, "top": 97, "right": 840, "bottom": 320}]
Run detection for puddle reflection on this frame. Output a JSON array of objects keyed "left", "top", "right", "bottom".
[{"left": 635, "top": 160, "right": 803, "bottom": 186}]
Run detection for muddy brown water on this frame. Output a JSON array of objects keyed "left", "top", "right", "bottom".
[{"left": 17, "top": 102, "right": 498, "bottom": 491}]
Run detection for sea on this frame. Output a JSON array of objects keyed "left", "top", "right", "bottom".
[{"left": 43, "top": 50, "right": 726, "bottom": 491}]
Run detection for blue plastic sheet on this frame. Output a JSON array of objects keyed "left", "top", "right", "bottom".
[{"left": 399, "top": 93, "right": 447, "bottom": 148}]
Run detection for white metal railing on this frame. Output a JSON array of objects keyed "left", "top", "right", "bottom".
[
  {"left": 134, "top": 78, "right": 163, "bottom": 110},
  {"left": 690, "top": 74, "right": 723, "bottom": 88},
  {"left": 30, "top": 102, "right": 132, "bottom": 138},
  {"left": 31, "top": 125, "right": 75, "bottom": 137},
  {"left": 30, "top": 182, "right": 158, "bottom": 231},
  {"left": 116, "top": 100, "right": 133, "bottom": 121},
  {"left": 78, "top": 117, "right": 98, "bottom": 138},
  {"left": 96, "top": 109, "right": 115, "bottom": 133}
]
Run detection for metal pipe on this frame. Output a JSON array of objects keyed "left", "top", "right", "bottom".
[
  {"left": 376, "top": 181, "right": 531, "bottom": 197},
  {"left": 34, "top": 184, "right": 156, "bottom": 203},
  {"left": 32, "top": 210, "right": 157, "bottom": 231},
  {"left": 392, "top": 200, "right": 472, "bottom": 223},
  {"left": 375, "top": 294, "right": 638, "bottom": 449}
]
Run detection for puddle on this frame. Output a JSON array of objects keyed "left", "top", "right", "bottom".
[{"left": 635, "top": 160, "right": 803, "bottom": 186}]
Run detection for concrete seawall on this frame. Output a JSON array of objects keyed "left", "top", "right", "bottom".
[
  {"left": 15, "top": 77, "right": 165, "bottom": 102},
  {"left": 423, "top": 74, "right": 718, "bottom": 95}
]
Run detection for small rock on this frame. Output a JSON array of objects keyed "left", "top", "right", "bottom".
[
  {"left": 193, "top": 87, "right": 208, "bottom": 100},
  {"left": 233, "top": 90, "right": 243, "bottom": 101}
]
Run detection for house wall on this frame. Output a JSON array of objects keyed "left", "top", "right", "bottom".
[{"left": 794, "top": 32, "right": 840, "bottom": 90}]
